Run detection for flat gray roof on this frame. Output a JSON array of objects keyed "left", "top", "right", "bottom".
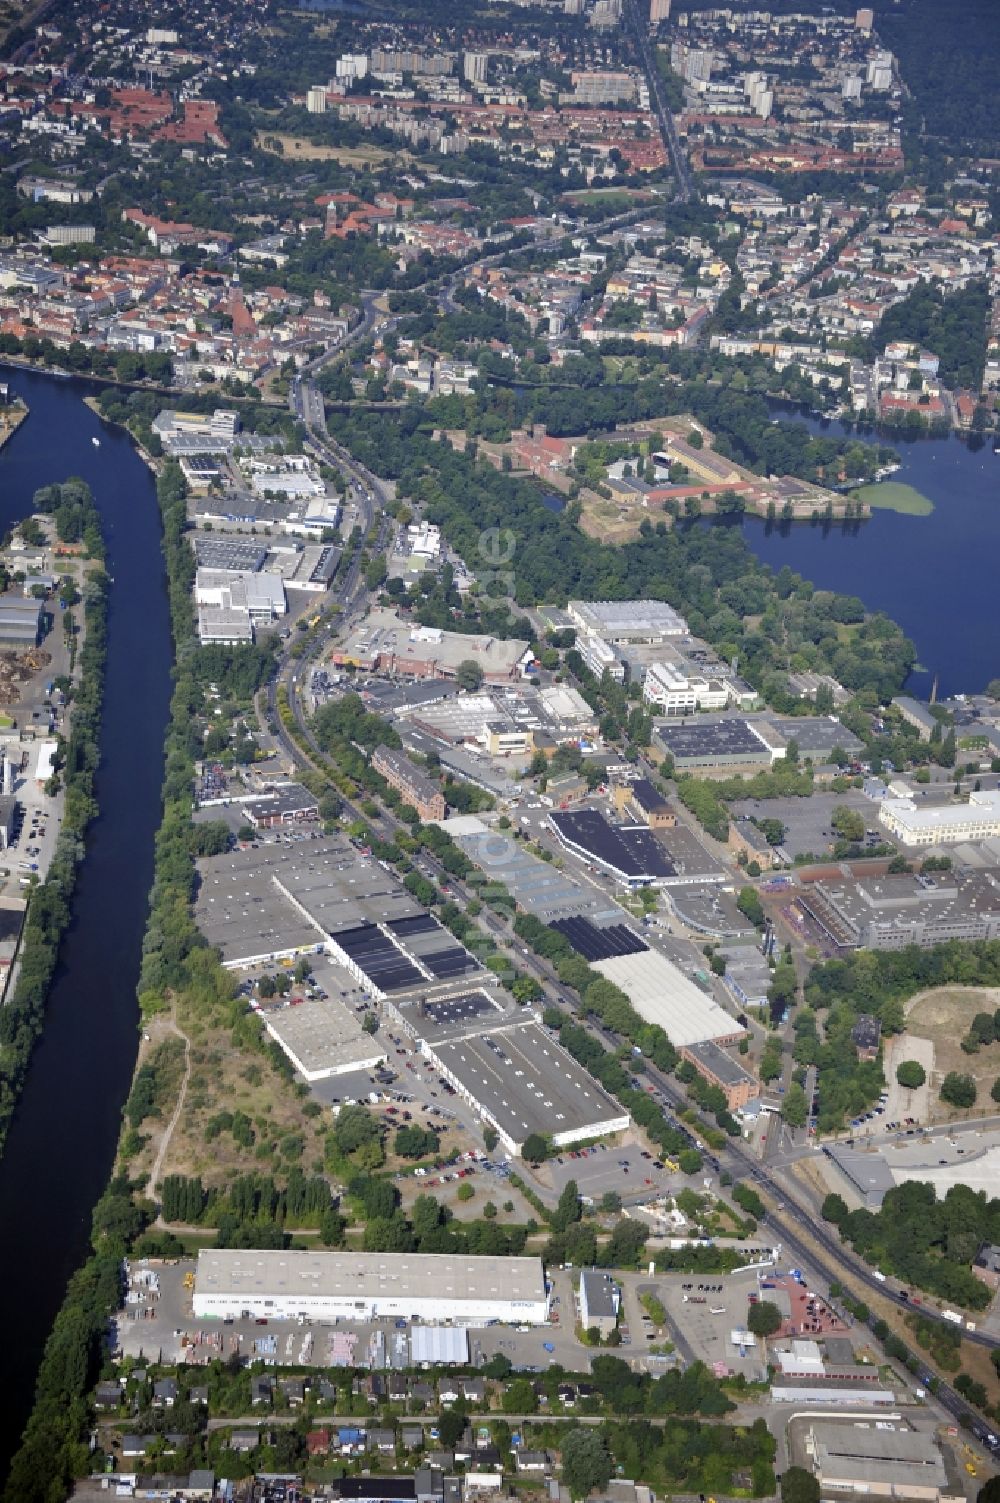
[
  {"left": 195, "top": 1249, "right": 546, "bottom": 1304},
  {"left": 685, "top": 1039, "right": 756, "bottom": 1088},
  {"left": 261, "top": 984, "right": 388, "bottom": 1080},
  {"left": 194, "top": 835, "right": 422, "bottom": 965},
  {"left": 580, "top": 1268, "right": 618, "bottom": 1318},
  {"left": 764, "top": 715, "right": 863, "bottom": 756},
  {"left": 454, "top": 823, "right": 610, "bottom": 923},
  {"left": 429, "top": 1021, "right": 628, "bottom": 1144}
]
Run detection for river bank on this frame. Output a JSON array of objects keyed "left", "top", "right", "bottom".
[
  {"left": 0, "top": 365, "right": 173, "bottom": 1482},
  {"left": 0, "top": 398, "right": 27, "bottom": 450},
  {"left": 0, "top": 485, "right": 107, "bottom": 1155}
]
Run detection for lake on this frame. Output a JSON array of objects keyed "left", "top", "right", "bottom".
[{"left": 738, "top": 413, "right": 998, "bottom": 699}]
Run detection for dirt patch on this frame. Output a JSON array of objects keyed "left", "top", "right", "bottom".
[
  {"left": 255, "top": 131, "right": 391, "bottom": 166},
  {"left": 132, "top": 1005, "right": 331, "bottom": 1194},
  {"left": 904, "top": 987, "right": 1000, "bottom": 1119}
]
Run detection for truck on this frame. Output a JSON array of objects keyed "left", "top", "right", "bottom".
[
  {"left": 872, "top": 1270, "right": 887, "bottom": 1283},
  {"left": 942, "top": 1309, "right": 963, "bottom": 1325}
]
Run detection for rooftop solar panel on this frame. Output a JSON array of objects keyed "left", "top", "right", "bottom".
[
  {"left": 388, "top": 914, "right": 440, "bottom": 938},
  {"left": 424, "top": 949, "right": 479, "bottom": 979},
  {"left": 549, "top": 915, "right": 649, "bottom": 962}
]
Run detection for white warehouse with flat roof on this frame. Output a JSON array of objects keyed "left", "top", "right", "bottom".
[
  {"left": 879, "top": 789, "right": 1000, "bottom": 847},
  {"left": 192, "top": 1249, "right": 549, "bottom": 1324},
  {"left": 592, "top": 950, "right": 745, "bottom": 1047}
]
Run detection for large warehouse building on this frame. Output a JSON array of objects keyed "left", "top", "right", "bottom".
[
  {"left": 192, "top": 1249, "right": 549, "bottom": 1325},
  {"left": 427, "top": 1020, "right": 630, "bottom": 1156},
  {"left": 592, "top": 949, "right": 745, "bottom": 1047}
]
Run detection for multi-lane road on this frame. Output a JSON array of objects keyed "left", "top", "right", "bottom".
[{"left": 624, "top": 0, "right": 693, "bottom": 202}]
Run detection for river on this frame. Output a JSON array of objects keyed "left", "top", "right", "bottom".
[
  {"left": 0, "top": 366, "right": 172, "bottom": 1480},
  {"left": 736, "top": 412, "right": 998, "bottom": 699}
]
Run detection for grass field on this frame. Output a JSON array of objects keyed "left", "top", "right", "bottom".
[
  {"left": 255, "top": 131, "right": 391, "bottom": 166},
  {"left": 853, "top": 481, "right": 934, "bottom": 516},
  {"left": 904, "top": 985, "right": 1000, "bottom": 1115}
]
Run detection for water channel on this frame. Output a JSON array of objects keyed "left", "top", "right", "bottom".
[{"left": 0, "top": 365, "right": 172, "bottom": 1480}]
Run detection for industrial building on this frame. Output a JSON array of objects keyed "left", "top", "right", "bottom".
[
  {"left": 195, "top": 568, "right": 287, "bottom": 644},
  {"left": 260, "top": 986, "right": 388, "bottom": 1081},
  {"left": 334, "top": 610, "right": 532, "bottom": 683},
  {"left": 620, "top": 779, "right": 676, "bottom": 829},
  {"left": 449, "top": 817, "right": 616, "bottom": 925},
  {"left": 427, "top": 1020, "right": 630, "bottom": 1156},
  {"left": 244, "top": 782, "right": 320, "bottom": 830},
  {"left": 796, "top": 868, "right": 1000, "bottom": 950},
  {"left": 879, "top": 789, "right": 1000, "bottom": 847},
  {"left": 548, "top": 809, "right": 675, "bottom": 887},
  {"left": 194, "top": 835, "right": 425, "bottom": 969},
  {"left": 893, "top": 696, "right": 938, "bottom": 741},
  {"left": 643, "top": 662, "right": 733, "bottom": 716},
  {"left": 803, "top": 1420, "right": 952, "bottom": 1500},
  {"left": 579, "top": 1269, "right": 620, "bottom": 1337},
  {"left": 653, "top": 718, "right": 776, "bottom": 775},
  {"left": 398, "top": 683, "right": 597, "bottom": 757},
  {"left": 192, "top": 1249, "right": 549, "bottom": 1324},
  {"left": 567, "top": 599, "right": 688, "bottom": 642},
  {"left": 0, "top": 592, "right": 43, "bottom": 648},
  {"left": 591, "top": 948, "right": 744, "bottom": 1048},
  {"left": 764, "top": 715, "right": 863, "bottom": 761}
]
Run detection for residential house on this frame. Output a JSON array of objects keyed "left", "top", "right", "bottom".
[
  {"left": 152, "top": 1378, "right": 177, "bottom": 1409},
  {"left": 251, "top": 1376, "right": 273, "bottom": 1407},
  {"left": 516, "top": 1450, "right": 550, "bottom": 1474},
  {"left": 228, "top": 1429, "right": 259, "bottom": 1453}
]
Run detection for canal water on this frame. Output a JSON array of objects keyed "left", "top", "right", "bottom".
[
  {"left": 737, "top": 414, "right": 998, "bottom": 699},
  {"left": 0, "top": 366, "right": 172, "bottom": 1479}
]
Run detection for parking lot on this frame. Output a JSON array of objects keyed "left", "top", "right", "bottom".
[
  {"left": 547, "top": 1142, "right": 680, "bottom": 1204},
  {"left": 638, "top": 1268, "right": 770, "bottom": 1380},
  {"left": 729, "top": 790, "right": 879, "bottom": 861},
  {"left": 1, "top": 741, "right": 62, "bottom": 895}
]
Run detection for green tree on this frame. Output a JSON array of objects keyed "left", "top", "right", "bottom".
[
  {"left": 503, "top": 1378, "right": 537, "bottom": 1414},
  {"left": 821, "top": 1193, "right": 848, "bottom": 1225},
  {"left": 438, "top": 1408, "right": 468, "bottom": 1448},
  {"left": 896, "top": 1060, "right": 926, "bottom": 1089},
  {"left": 781, "top": 1467, "right": 821, "bottom": 1503},
  {"left": 782, "top": 1081, "right": 808, "bottom": 1129},
  {"left": 831, "top": 805, "right": 865, "bottom": 843},
  {"left": 553, "top": 1179, "right": 582, "bottom": 1233},
  {"left": 737, "top": 886, "right": 765, "bottom": 928},
  {"left": 456, "top": 660, "right": 484, "bottom": 692},
  {"left": 522, "top": 1133, "right": 549, "bottom": 1164},
  {"left": 560, "top": 1427, "right": 614, "bottom": 1500},
  {"left": 940, "top": 1072, "right": 977, "bottom": 1109},
  {"left": 747, "top": 1300, "right": 782, "bottom": 1338},
  {"left": 335, "top": 1104, "right": 381, "bottom": 1154}
]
